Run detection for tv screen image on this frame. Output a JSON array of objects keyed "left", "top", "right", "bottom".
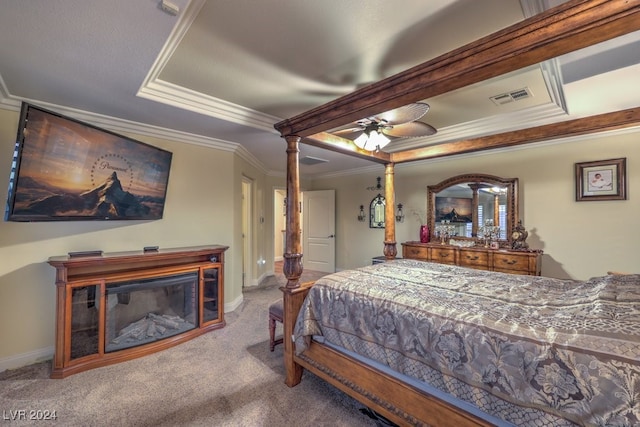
[
  {"left": 435, "top": 197, "right": 473, "bottom": 223},
  {"left": 4, "top": 103, "right": 172, "bottom": 221}
]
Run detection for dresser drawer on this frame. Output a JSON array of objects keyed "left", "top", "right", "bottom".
[
  {"left": 493, "top": 253, "right": 530, "bottom": 272},
  {"left": 459, "top": 250, "right": 488, "bottom": 268},
  {"left": 401, "top": 241, "right": 542, "bottom": 276},
  {"left": 403, "top": 245, "right": 429, "bottom": 260},
  {"left": 430, "top": 247, "right": 456, "bottom": 264}
]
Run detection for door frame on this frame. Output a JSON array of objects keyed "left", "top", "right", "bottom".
[{"left": 242, "top": 177, "right": 254, "bottom": 287}]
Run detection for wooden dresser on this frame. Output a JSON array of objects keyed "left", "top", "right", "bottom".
[{"left": 401, "top": 241, "right": 542, "bottom": 276}]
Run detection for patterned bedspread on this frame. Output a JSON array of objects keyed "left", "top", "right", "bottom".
[{"left": 293, "top": 259, "right": 640, "bottom": 426}]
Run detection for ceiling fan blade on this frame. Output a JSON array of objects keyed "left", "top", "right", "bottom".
[
  {"left": 383, "top": 121, "right": 437, "bottom": 138},
  {"left": 333, "top": 128, "right": 364, "bottom": 140},
  {"left": 374, "top": 102, "right": 430, "bottom": 125}
]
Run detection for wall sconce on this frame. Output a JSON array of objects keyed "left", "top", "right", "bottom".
[
  {"left": 367, "top": 176, "right": 384, "bottom": 192},
  {"left": 357, "top": 205, "right": 366, "bottom": 222},
  {"left": 395, "top": 203, "right": 405, "bottom": 222}
]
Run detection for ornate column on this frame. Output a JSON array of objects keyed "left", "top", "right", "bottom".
[
  {"left": 283, "top": 135, "right": 303, "bottom": 289},
  {"left": 468, "top": 183, "right": 480, "bottom": 237},
  {"left": 383, "top": 162, "right": 397, "bottom": 260}
]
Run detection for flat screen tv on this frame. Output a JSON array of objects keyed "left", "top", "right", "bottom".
[{"left": 4, "top": 103, "right": 172, "bottom": 221}]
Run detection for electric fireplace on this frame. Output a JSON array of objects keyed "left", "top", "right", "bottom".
[
  {"left": 105, "top": 272, "right": 198, "bottom": 352},
  {"left": 48, "top": 245, "right": 227, "bottom": 378}
]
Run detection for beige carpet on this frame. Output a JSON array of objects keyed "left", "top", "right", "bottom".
[{"left": 0, "top": 271, "right": 384, "bottom": 426}]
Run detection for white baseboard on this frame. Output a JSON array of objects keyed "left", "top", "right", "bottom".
[
  {"left": 244, "top": 271, "right": 273, "bottom": 288},
  {"left": 2, "top": 295, "right": 250, "bottom": 373},
  {"left": 224, "top": 293, "right": 244, "bottom": 312},
  {"left": 1, "top": 291, "right": 252, "bottom": 373},
  {"left": 0, "top": 346, "right": 54, "bottom": 373}
]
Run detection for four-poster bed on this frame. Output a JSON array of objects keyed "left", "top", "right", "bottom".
[{"left": 273, "top": 1, "right": 640, "bottom": 425}]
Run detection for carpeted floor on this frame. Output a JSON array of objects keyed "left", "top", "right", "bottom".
[{"left": 0, "top": 271, "right": 384, "bottom": 427}]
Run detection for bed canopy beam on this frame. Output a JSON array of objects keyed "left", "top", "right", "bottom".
[
  {"left": 277, "top": 0, "right": 640, "bottom": 290},
  {"left": 275, "top": 1, "right": 640, "bottom": 423},
  {"left": 274, "top": 0, "right": 640, "bottom": 146},
  {"left": 391, "top": 107, "right": 640, "bottom": 163},
  {"left": 303, "top": 132, "right": 390, "bottom": 164}
]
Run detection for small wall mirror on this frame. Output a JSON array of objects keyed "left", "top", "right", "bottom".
[
  {"left": 370, "top": 194, "right": 385, "bottom": 228},
  {"left": 427, "top": 174, "right": 518, "bottom": 245}
]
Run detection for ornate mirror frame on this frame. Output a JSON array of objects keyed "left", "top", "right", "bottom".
[
  {"left": 369, "top": 194, "right": 385, "bottom": 228},
  {"left": 427, "top": 174, "right": 518, "bottom": 246}
]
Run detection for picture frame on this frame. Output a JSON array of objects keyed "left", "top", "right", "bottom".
[{"left": 575, "top": 158, "right": 626, "bottom": 201}]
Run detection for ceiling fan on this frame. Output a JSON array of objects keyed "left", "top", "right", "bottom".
[{"left": 333, "top": 102, "right": 437, "bottom": 152}]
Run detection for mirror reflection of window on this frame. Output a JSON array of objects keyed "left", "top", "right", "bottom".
[{"left": 374, "top": 205, "right": 384, "bottom": 223}]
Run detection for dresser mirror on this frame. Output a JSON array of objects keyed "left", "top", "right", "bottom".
[{"left": 427, "top": 174, "right": 518, "bottom": 245}]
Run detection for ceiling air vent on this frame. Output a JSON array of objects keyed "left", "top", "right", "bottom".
[
  {"left": 490, "top": 87, "right": 533, "bottom": 106},
  {"left": 299, "top": 156, "right": 329, "bottom": 166}
]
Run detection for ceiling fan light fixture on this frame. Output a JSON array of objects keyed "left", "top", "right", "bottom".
[
  {"left": 371, "top": 129, "right": 391, "bottom": 150},
  {"left": 342, "top": 102, "right": 435, "bottom": 151},
  {"left": 354, "top": 132, "right": 368, "bottom": 149},
  {"left": 354, "top": 129, "right": 390, "bottom": 151}
]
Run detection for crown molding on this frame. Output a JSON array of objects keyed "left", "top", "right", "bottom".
[
  {"left": 389, "top": 101, "right": 568, "bottom": 152},
  {"left": 0, "top": 74, "right": 20, "bottom": 110},
  {"left": 0, "top": 90, "right": 269, "bottom": 175},
  {"left": 138, "top": 79, "right": 280, "bottom": 133},
  {"left": 137, "top": 0, "right": 280, "bottom": 133},
  {"left": 138, "top": 0, "right": 207, "bottom": 95}
]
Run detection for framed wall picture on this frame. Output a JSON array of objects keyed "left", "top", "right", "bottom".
[{"left": 575, "top": 158, "right": 626, "bottom": 201}]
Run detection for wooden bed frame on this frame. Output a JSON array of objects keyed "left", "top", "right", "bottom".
[{"left": 273, "top": 1, "right": 640, "bottom": 425}]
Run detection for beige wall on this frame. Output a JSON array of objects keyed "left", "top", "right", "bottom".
[
  {"left": 233, "top": 154, "right": 280, "bottom": 286},
  {"left": 0, "top": 108, "right": 249, "bottom": 366},
  {"left": 311, "top": 129, "right": 639, "bottom": 279},
  {"left": 1, "top": 101, "right": 638, "bottom": 369}
]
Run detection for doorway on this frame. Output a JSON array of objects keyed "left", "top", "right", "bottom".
[
  {"left": 273, "top": 188, "right": 286, "bottom": 264},
  {"left": 274, "top": 188, "right": 335, "bottom": 274},
  {"left": 302, "top": 190, "right": 335, "bottom": 273},
  {"left": 242, "top": 177, "right": 253, "bottom": 288}
]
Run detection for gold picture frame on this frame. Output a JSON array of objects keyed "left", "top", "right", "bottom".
[{"left": 575, "top": 158, "right": 626, "bottom": 201}]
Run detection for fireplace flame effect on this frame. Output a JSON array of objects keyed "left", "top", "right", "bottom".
[{"left": 111, "top": 313, "right": 189, "bottom": 345}]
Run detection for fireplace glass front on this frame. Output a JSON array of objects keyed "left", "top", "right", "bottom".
[{"left": 105, "top": 272, "right": 198, "bottom": 353}]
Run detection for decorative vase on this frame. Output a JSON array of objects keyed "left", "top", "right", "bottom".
[{"left": 420, "top": 225, "right": 429, "bottom": 243}]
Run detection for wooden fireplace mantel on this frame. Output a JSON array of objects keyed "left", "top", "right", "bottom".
[{"left": 48, "top": 245, "right": 228, "bottom": 378}]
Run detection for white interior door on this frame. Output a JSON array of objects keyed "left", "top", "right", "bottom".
[
  {"left": 242, "top": 178, "right": 252, "bottom": 287},
  {"left": 302, "top": 189, "right": 335, "bottom": 273}
]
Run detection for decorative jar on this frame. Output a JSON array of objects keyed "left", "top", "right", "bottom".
[{"left": 420, "top": 225, "right": 429, "bottom": 243}]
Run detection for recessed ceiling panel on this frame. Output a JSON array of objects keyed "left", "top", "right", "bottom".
[{"left": 159, "top": 0, "right": 525, "bottom": 120}]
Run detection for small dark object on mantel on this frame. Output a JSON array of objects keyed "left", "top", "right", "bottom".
[
  {"left": 68, "top": 250, "right": 103, "bottom": 258},
  {"left": 143, "top": 246, "right": 159, "bottom": 253}
]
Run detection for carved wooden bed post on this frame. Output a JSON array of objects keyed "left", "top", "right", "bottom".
[
  {"left": 383, "top": 162, "right": 397, "bottom": 260},
  {"left": 283, "top": 135, "right": 303, "bottom": 289},
  {"left": 281, "top": 134, "right": 307, "bottom": 387},
  {"left": 270, "top": 0, "right": 640, "bottom": 420}
]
